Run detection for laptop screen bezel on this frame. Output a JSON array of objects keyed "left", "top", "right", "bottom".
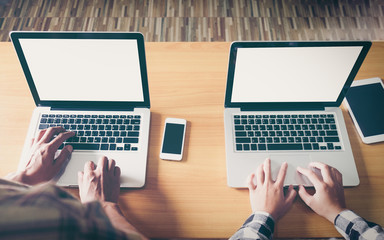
[
  {"left": 10, "top": 31, "right": 150, "bottom": 110},
  {"left": 224, "top": 41, "right": 371, "bottom": 110}
]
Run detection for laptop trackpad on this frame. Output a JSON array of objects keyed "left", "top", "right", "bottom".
[{"left": 268, "top": 154, "right": 317, "bottom": 186}]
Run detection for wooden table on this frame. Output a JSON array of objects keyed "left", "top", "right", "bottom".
[{"left": 1, "top": 42, "right": 383, "bottom": 239}]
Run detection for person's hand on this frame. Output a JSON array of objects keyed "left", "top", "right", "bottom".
[
  {"left": 78, "top": 156, "right": 121, "bottom": 204},
  {"left": 11, "top": 127, "right": 75, "bottom": 185},
  {"left": 247, "top": 158, "right": 297, "bottom": 221},
  {"left": 297, "top": 162, "right": 347, "bottom": 223}
]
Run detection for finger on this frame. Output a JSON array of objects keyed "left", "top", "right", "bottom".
[
  {"left": 298, "top": 185, "right": 313, "bottom": 207},
  {"left": 84, "top": 161, "right": 95, "bottom": 173},
  {"left": 247, "top": 173, "right": 256, "bottom": 190},
  {"left": 77, "top": 171, "right": 84, "bottom": 186},
  {"left": 334, "top": 168, "right": 343, "bottom": 185},
  {"left": 40, "top": 127, "right": 66, "bottom": 143},
  {"left": 54, "top": 145, "right": 73, "bottom": 169},
  {"left": 114, "top": 166, "right": 121, "bottom": 178},
  {"left": 264, "top": 158, "right": 272, "bottom": 181},
  {"left": 36, "top": 129, "right": 47, "bottom": 142},
  {"left": 108, "top": 159, "right": 116, "bottom": 173},
  {"left": 49, "top": 131, "right": 75, "bottom": 150},
  {"left": 308, "top": 162, "right": 333, "bottom": 184},
  {"left": 30, "top": 138, "right": 35, "bottom": 148},
  {"left": 256, "top": 162, "right": 265, "bottom": 185},
  {"left": 297, "top": 166, "right": 322, "bottom": 189},
  {"left": 284, "top": 185, "right": 297, "bottom": 206},
  {"left": 97, "top": 156, "right": 108, "bottom": 173},
  {"left": 275, "top": 162, "right": 288, "bottom": 186}
]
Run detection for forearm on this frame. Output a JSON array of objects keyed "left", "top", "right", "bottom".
[
  {"left": 102, "top": 202, "right": 149, "bottom": 240},
  {"left": 230, "top": 212, "right": 275, "bottom": 240},
  {"left": 334, "top": 210, "right": 384, "bottom": 240}
]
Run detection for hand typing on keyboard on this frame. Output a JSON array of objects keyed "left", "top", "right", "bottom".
[
  {"left": 6, "top": 127, "right": 75, "bottom": 185},
  {"left": 247, "top": 158, "right": 297, "bottom": 221},
  {"left": 40, "top": 114, "right": 141, "bottom": 151},
  {"left": 3, "top": 127, "right": 149, "bottom": 239}
]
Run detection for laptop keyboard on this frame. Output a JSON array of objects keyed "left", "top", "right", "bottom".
[
  {"left": 233, "top": 113, "right": 342, "bottom": 152},
  {"left": 39, "top": 114, "right": 141, "bottom": 151}
]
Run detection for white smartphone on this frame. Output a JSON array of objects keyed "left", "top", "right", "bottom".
[
  {"left": 345, "top": 77, "right": 384, "bottom": 144},
  {"left": 160, "top": 118, "right": 187, "bottom": 161}
]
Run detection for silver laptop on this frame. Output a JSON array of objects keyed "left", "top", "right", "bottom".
[
  {"left": 224, "top": 41, "right": 371, "bottom": 188},
  {"left": 11, "top": 31, "right": 151, "bottom": 188}
]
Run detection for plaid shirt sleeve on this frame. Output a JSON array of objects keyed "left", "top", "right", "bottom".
[
  {"left": 0, "top": 179, "right": 141, "bottom": 240},
  {"left": 229, "top": 211, "right": 275, "bottom": 240},
  {"left": 334, "top": 210, "right": 384, "bottom": 240}
]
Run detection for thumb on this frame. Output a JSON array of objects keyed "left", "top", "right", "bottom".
[
  {"left": 54, "top": 145, "right": 73, "bottom": 169},
  {"left": 284, "top": 185, "right": 297, "bottom": 206},
  {"left": 298, "top": 185, "right": 313, "bottom": 206}
]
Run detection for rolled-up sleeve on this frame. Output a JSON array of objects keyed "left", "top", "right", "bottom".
[
  {"left": 0, "top": 180, "right": 138, "bottom": 240},
  {"left": 334, "top": 210, "right": 384, "bottom": 240},
  {"left": 230, "top": 211, "right": 275, "bottom": 240}
]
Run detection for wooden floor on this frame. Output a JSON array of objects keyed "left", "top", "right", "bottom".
[{"left": 1, "top": 0, "right": 383, "bottom": 42}]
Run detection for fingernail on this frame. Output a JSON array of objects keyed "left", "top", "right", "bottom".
[{"left": 67, "top": 145, "right": 73, "bottom": 152}]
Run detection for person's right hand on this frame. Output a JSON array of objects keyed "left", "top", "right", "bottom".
[
  {"left": 248, "top": 158, "right": 297, "bottom": 221},
  {"left": 297, "top": 162, "right": 347, "bottom": 223},
  {"left": 78, "top": 156, "right": 121, "bottom": 204}
]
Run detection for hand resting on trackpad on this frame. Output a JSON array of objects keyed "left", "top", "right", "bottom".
[{"left": 253, "top": 154, "right": 323, "bottom": 186}]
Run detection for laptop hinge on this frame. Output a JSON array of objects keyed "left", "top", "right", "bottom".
[
  {"left": 50, "top": 106, "right": 135, "bottom": 111},
  {"left": 240, "top": 106, "right": 325, "bottom": 111}
]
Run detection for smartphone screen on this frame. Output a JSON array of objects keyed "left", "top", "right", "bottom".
[
  {"left": 346, "top": 83, "right": 384, "bottom": 137},
  {"left": 161, "top": 123, "right": 185, "bottom": 154}
]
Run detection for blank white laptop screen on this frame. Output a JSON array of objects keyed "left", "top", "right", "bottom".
[
  {"left": 231, "top": 46, "right": 363, "bottom": 103},
  {"left": 19, "top": 39, "right": 144, "bottom": 102}
]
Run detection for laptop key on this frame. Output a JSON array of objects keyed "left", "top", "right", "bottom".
[
  {"left": 303, "top": 143, "right": 312, "bottom": 150},
  {"left": 324, "top": 137, "right": 340, "bottom": 142},
  {"left": 327, "top": 143, "right": 334, "bottom": 150},
  {"left": 124, "top": 144, "right": 131, "bottom": 150},
  {"left": 68, "top": 143, "right": 100, "bottom": 150},
  {"left": 258, "top": 144, "right": 267, "bottom": 150},
  {"left": 123, "top": 137, "right": 139, "bottom": 143},
  {"left": 236, "top": 138, "right": 251, "bottom": 143},
  {"left": 235, "top": 125, "right": 244, "bottom": 130},
  {"left": 267, "top": 144, "right": 303, "bottom": 150},
  {"left": 326, "top": 130, "right": 338, "bottom": 136},
  {"left": 101, "top": 144, "right": 109, "bottom": 150},
  {"left": 39, "top": 124, "right": 49, "bottom": 129},
  {"left": 235, "top": 131, "right": 247, "bottom": 137}
]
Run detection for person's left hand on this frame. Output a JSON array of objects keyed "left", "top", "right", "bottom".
[
  {"left": 78, "top": 157, "right": 121, "bottom": 204},
  {"left": 10, "top": 127, "right": 75, "bottom": 185},
  {"left": 247, "top": 158, "right": 297, "bottom": 221}
]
